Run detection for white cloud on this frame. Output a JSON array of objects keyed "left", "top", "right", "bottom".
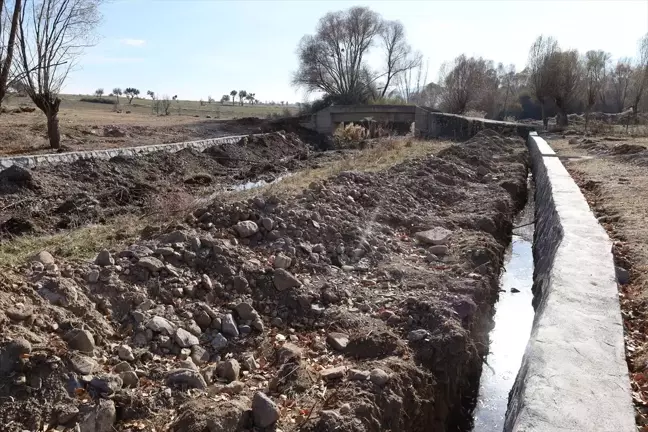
[{"left": 120, "top": 38, "right": 146, "bottom": 47}]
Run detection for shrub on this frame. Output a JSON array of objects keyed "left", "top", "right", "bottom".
[
  {"left": 80, "top": 97, "right": 117, "bottom": 105},
  {"left": 334, "top": 123, "right": 367, "bottom": 143}
]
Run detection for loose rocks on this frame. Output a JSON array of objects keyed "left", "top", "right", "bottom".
[
  {"left": 273, "top": 269, "right": 301, "bottom": 291},
  {"left": 234, "top": 221, "right": 258, "bottom": 237},
  {"left": 252, "top": 392, "right": 280, "bottom": 428}
]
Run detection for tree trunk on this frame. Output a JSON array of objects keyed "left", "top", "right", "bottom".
[
  {"left": 47, "top": 111, "right": 61, "bottom": 149},
  {"left": 558, "top": 107, "right": 569, "bottom": 127},
  {"left": 541, "top": 103, "right": 547, "bottom": 130},
  {"left": 585, "top": 105, "right": 591, "bottom": 133}
]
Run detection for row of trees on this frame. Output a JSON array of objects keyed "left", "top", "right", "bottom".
[
  {"left": 294, "top": 6, "right": 648, "bottom": 128},
  {"left": 0, "top": 0, "right": 102, "bottom": 149},
  {"left": 221, "top": 90, "right": 257, "bottom": 106}
]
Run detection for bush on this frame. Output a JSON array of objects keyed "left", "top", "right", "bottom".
[
  {"left": 334, "top": 123, "right": 367, "bottom": 144},
  {"left": 80, "top": 97, "right": 117, "bottom": 105}
]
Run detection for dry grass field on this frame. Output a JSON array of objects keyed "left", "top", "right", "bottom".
[{"left": 0, "top": 94, "right": 298, "bottom": 156}]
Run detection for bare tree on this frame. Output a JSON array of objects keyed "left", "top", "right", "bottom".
[
  {"left": 610, "top": 60, "right": 632, "bottom": 112},
  {"left": 16, "top": 0, "right": 101, "bottom": 149},
  {"left": 293, "top": 6, "right": 383, "bottom": 104},
  {"left": 550, "top": 49, "right": 582, "bottom": 127},
  {"left": 583, "top": 50, "right": 610, "bottom": 131},
  {"left": 629, "top": 33, "right": 648, "bottom": 115},
  {"left": 439, "top": 54, "right": 491, "bottom": 114},
  {"left": 396, "top": 56, "right": 427, "bottom": 104},
  {"left": 0, "top": 0, "right": 22, "bottom": 106},
  {"left": 112, "top": 86, "right": 121, "bottom": 103},
  {"left": 378, "top": 20, "right": 421, "bottom": 98},
  {"left": 527, "top": 35, "right": 559, "bottom": 128},
  {"left": 497, "top": 63, "right": 516, "bottom": 119}
]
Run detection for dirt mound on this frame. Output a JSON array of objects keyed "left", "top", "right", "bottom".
[
  {"left": 610, "top": 143, "right": 647, "bottom": 155},
  {"left": 0, "top": 131, "right": 528, "bottom": 431},
  {"left": 0, "top": 132, "right": 313, "bottom": 237}
]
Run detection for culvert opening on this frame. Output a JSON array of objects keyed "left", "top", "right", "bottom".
[{"left": 471, "top": 175, "right": 535, "bottom": 431}]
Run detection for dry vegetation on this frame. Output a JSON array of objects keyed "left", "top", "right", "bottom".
[{"left": 0, "top": 95, "right": 297, "bottom": 156}]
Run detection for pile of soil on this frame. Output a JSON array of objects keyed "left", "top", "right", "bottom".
[
  {"left": 0, "top": 132, "right": 320, "bottom": 237},
  {"left": 0, "top": 131, "right": 528, "bottom": 431}
]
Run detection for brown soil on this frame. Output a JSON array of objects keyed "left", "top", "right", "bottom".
[
  {"left": 0, "top": 131, "right": 528, "bottom": 432},
  {"left": 550, "top": 136, "right": 648, "bottom": 431},
  {"left": 0, "top": 132, "right": 326, "bottom": 238}
]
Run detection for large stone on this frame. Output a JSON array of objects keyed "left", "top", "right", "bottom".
[
  {"left": 273, "top": 253, "right": 291, "bottom": 269},
  {"left": 217, "top": 359, "right": 240, "bottom": 382},
  {"left": 212, "top": 333, "right": 228, "bottom": 351},
  {"left": 120, "top": 371, "right": 139, "bottom": 388},
  {"left": 191, "top": 345, "right": 210, "bottom": 365},
  {"left": 175, "top": 328, "right": 199, "bottom": 348},
  {"left": 414, "top": 227, "right": 452, "bottom": 245},
  {"left": 194, "top": 310, "right": 212, "bottom": 329},
  {"left": 69, "top": 353, "right": 98, "bottom": 375},
  {"left": 261, "top": 217, "right": 274, "bottom": 231},
  {"left": 429, "top": 245, "right": 449, "bottom": 256},
  {"left": 0, "top": 338, "right": 31, "bottom": 373},
  {"left": 32, "top": 250, "right": 55, "bottom": 265},
  {"left": 348, "top": 369, "right": 370, "bottom": 381},
  {"left": 326, "top": 332, "right": 349, "bottom": 351},
  {"left": 276, "top": 342, "right": 302, "bottom": 364},
  {"left": 95, "top": 249, "right": 114, "bottom": 267},
  {"left": 320, "top": 366, "right": 346, "bottom": 381},
  {"left": 146, "top": 316, "right": 175, "bottom": 335},
  {"left": 234, "top": 302, "right": 258, "bottom": 321},
  {"left": 117, "top": 345, "right": 135, "bottom": 361},
  {"left": 234, "top": 221, "right": 259, "bottom": 237},
  {"left": 221, "top": 314, "right": 239, "bottom": 338},
  {"left": 64, "top": 328, "right": 95, "bottom": 353},
  {"left": 370, "top": 368, "right": 390, "bottom": 387},
  {"left": 252, "top": 392, "right": 280, "bottom": 428},
  {"left": 79, "top": 399, "right": 116, "bottom": 432},
  {"left": 137, "top": 256, "right": 165, "bottom": 272},
  {"left": 166, "top": 368, "right": 207, "bottom": 389},
  {"left": 160, "top": 230, "right": 187, "bottom": 244},
  {"left": 273, "top": 269, "right": 301, "bottom": 291},
  {"left": 616, "top": 266, "right": 630, "bottom": 285},
  {"left": 89, "top": 374, "right": 123, "bottom": 395}
]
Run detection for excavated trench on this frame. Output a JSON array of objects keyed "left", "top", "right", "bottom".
[{"left": 471, "top": 176, "right": 535, "bottom": 430}]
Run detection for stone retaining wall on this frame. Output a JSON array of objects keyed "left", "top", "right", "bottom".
[
  {"left": 0, "top": 135, "right": 253, "bottom": 169},
  {"left": 415, "top": 109, "right": 536, "bottom": 140},
  {"left": 504, "top": 132, "right": 635, "bottom": 431}
]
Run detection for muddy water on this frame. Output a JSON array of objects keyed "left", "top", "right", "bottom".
[{"left": 472, "top": 178, "right": 535, "bottom": 431}]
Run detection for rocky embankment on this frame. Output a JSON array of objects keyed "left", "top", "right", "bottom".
[{"left": 0, "top": 130, "right": 528, "bottom": 431}]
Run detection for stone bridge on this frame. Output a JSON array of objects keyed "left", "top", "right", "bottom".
[{"left": 301, "top": 104, "right": 535, "bottom": 139}]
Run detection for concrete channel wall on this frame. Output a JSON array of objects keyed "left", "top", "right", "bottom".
[
  {"left": 504, "top": 132, "right": 635, "bottom": 431},
  {"left": 0, "top": 134, "right": 254, "bottom": 168},
  {"left": 415, "top": 109, "right": 536, "bottom": 140}
]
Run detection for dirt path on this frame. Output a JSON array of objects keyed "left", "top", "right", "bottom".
[
  {"left": 550, "top": 134, "right": 648, "bottom": 430},
  {"left": 0, "top": 131, "right": 528, "bottom": 432}
]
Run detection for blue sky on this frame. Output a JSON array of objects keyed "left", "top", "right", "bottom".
[{"left": 65, "top": 0, "right": 648, "bottom": 102}]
